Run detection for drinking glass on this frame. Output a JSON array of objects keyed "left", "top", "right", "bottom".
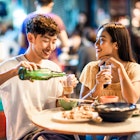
[
  {"left": 100, "top": 65, "right": 112, "bottom": 84},
  {"left": 63, "top": 74, "right": 74, "bottom": 95}
]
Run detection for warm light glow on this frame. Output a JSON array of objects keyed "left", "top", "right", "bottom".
[
  {"left": 133, "top": 8, "right": 140, "bottom": 17},
  {"left": 12, "top": 8, "right": 27, "bottom": 29},
  {"left": 118, "top": 17, "right": 130, "bottom": 26},
  {"left": 132, "top": 17, "right": 140, "bottom": 27}
]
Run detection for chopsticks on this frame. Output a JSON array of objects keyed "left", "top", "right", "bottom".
[{"left": 48, "top": 96, "right": 93, "bottom": 103}]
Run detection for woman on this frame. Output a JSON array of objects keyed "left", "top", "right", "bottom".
[{"left": 79, "top": 22, "right": 140, "bottom": 104}]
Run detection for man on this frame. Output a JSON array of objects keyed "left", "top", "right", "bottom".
[
  {"left": 0, "top": 14, "right": 78, "bottom": 140},
  {"left": 18, "top": 0, "right": 69, "bottom": 54}
]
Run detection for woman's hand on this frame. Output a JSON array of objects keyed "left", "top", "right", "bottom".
[
  {"left": 106, "top": 57, "right": 124, "bottom": 69},
  {"left": 96, "top": 69, "right": 112, "bottom": 85},
  {"left": 99, "top": 56, "right": 124, "bottom": 70}
]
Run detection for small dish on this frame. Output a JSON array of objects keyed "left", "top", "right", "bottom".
[{"left": 100, "top": 95, "right": 119, "bottom": 104}]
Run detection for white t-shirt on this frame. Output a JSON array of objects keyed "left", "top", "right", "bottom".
[{"left": 0, "top": 55, "right": 63, "bottom": 140}]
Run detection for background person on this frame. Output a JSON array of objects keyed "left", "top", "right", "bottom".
[
  {"left": 0, "top": 14, "right": 78, "bottom": 140},
  {"left": 18, "top": 0, "right": 69, "bottom": 53}
]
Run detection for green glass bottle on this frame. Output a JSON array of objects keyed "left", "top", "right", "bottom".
[{"left": 18, "top": 67, "right": 66, "bottom": 80}]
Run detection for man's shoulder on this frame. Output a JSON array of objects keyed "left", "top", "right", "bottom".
[
  {"left": 23, "top": 12, "right": 36, "bottom": 22},
  {"left": 0, "top": 56, "right": 19, "bottom": 71},
  {"left": 46, "top": 13, "right": 62, "bottom": 19}
]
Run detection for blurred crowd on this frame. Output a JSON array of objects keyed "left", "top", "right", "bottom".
[
  {"left": 0, "top": 0, "right": 140, "bottom": 79},
  {"left": 0, "top": 9, "right": 97, "bottom": 77},
  {"left": 0, "top": 21, "right": 19, "bottom": 61}
]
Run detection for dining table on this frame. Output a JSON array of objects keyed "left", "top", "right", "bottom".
[{"left": 30, "top": 104, "right": 140, "bottom": 140}]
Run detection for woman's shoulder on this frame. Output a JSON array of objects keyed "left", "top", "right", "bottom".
[
  {"left": 84, "top": 61, "right": 99, "bottom": 69},
  {"left": 81, "top": 61, "right": 99, "bottom": 75},
  {"left": 126, "top": 62, "right": 140, "bottom": 81},
  {"left": 80, "top": 61, "right": 99, "bottom": 89},
  {"left": 127, "top": 62, "right": 140, "bottom": 70}
]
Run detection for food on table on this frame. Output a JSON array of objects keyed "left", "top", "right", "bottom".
[{"left": 62, "top": 105, "right": 102, "bottom": 123}]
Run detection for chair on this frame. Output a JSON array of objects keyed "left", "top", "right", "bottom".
[{"left": 0, "top": 99, "right": 6, "bottom": 139}]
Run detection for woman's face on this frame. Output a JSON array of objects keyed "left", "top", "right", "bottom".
[{"left": 95, "top": 28, "right": 116, "bottom": 60}]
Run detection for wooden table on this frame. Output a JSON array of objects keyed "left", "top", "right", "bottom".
[{"left": 31, "top": 105, "right": 140, "bottom": 140}]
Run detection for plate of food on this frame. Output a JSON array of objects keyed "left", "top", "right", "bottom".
[
  {"left": 132, "top": 108, "right": 140, "bottom": 117},
  {"left": 52, "top": 111, "right": 91, "bottom": 123},
  {"left": 52, "top": 105, "right": 102, "bottom": 123}
]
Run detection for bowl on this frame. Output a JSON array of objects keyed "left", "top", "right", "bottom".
[
  {"left": 94, "top": 102, "right": 136, "bottom": 122},
  {"left": 58, "top": 99, "right": 78, "bottom": 110},
  {"left": 100, "top": 95, "right": 119, "bottom": 104}
]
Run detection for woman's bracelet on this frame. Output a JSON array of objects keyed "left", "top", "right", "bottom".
[
  {"left": 87, "top": 90, "right": 98, "bottom": 100},
  {"left": 90, "top": 94, "right": 98, "bottom": 100}
]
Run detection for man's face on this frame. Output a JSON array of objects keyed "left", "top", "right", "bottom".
[{"left": 32, "top": 33, "right": 58, "bottom": 60}]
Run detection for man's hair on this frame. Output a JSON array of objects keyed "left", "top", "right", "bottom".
[
  {"left": 35, "top": 0, "right": 53, "bottom": 6},
  {"left": 26, "top": 14, "right": 60, "bottom": 36}
]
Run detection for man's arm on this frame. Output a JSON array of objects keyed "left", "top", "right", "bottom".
[
  {"left": 0, "top": 68, "right": 17, "bottom": 85},
  {"left": 0, "top": 61, "right": 41, "bottom": 85}
]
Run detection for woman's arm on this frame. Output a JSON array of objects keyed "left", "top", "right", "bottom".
[
  {"left": 80, "top": 66, "right": 111, "bottom": 100},
  {"left": 80, "top": 82, "right": 104, "bottom": 100},
  {"left": 107, "top": 57, "right": 140, "bottom": 103},
  {"left": 118, "top": 64, "right": 140, "bottom": 103}
]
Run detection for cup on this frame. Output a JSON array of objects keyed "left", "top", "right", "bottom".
[
  {"left": 100, "top": 95, "right": 119, "bottom": 104},
  {"left": 100, "top": 65, "right": 112, "bottom": 84},
  {"left": 63, "top": 86, "right": 73, "bottom": 94},
  {"left": 63, "top": 74, "right": 74, "bottom": 95}
]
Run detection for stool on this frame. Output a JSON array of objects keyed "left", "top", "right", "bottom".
[
  {"left": 0, "top": 111, "right": 6, "bottom": 138},
  {"left": 0, "top": 99, "right": 6, "bottom": 139}
]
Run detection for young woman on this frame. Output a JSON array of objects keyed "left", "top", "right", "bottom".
[{"left": 79, "top": 22, "right": 140, "bottom": 104}]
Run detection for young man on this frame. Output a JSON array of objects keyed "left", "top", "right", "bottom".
[{"left": 0, "top": 14, "right": 78, "bottom": 140}]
